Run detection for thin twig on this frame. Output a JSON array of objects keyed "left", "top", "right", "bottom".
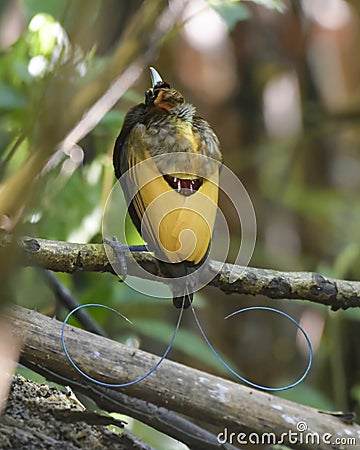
[
  {"left": 0, "top": 134, "right": 25, "bottom": 179},
  {"left": 42, "top": 270, "right": 108, "bottom": 337}
]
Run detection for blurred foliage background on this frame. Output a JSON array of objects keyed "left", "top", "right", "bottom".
[{"left": 1, "top": 0, "right": 360, "bottom": 448}]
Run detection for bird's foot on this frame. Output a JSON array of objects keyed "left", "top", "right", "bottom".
[{"left": 103, "top": 236, "right": 147, "bottom": 280}]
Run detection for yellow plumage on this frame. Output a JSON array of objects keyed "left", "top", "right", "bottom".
[
  {"left": 112, "top": 67, "right": 222, "bottom": 307},
  {"left": 129, "top": 152, "right": 219, "bottom": 264}
]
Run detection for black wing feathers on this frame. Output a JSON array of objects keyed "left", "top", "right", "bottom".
[{"left": 113, "top": 104, "right": 146, "bottom": 179}]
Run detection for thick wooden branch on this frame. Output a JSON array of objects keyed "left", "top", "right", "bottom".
[
  {"left": 6, "top": 305, "right": 360, "bottom": 450},
  {"left": 8, "top": 236, "right": 360, "bottom": 310},
  {"left": 21, "top": 360, "right": 233, "bottom": 450}
]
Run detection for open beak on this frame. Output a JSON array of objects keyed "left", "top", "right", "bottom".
[{"left": 149, "top": 66, "right": 163, "bottom": 87}]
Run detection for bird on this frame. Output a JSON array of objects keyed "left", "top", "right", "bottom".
[{"left": 109, "top": 67, "right": 222, "bottom": 308}]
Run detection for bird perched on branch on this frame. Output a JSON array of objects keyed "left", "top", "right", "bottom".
[{"left": 109, "top": 67, "right": 222, "bottom": 308}]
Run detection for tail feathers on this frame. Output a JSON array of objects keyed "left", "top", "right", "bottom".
[
  {"left": 173, "top": 292, "right": 193, "bottom": 309},
  {"left": 170, "top": 268, "right": 196, "bottom": 309},
  {"left": 158, "top": 260, "right": 201, "bottom": 309}
]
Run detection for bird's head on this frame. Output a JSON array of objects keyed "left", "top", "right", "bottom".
[{"left": 145, "top": 67, "right": 185, "bottom": 112}]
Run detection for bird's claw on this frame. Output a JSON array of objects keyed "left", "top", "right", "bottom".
[
  {"left": 103, "top": 237, "right": 149, "bottom": 280},
  {"left": 103, "top": 236, "right": 129, "bottom": 280}
]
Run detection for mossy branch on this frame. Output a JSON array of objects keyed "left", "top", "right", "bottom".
[{"left": 6, "top": 235, "right": 360, "bottom": 310}]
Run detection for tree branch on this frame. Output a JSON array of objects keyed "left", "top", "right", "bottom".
[
  {"left": 3, "top": 374, "right": 153, "bottom": 450},
  {"left": 42, "top": 270, "right": 108, "bottom": 337},
  {"left": 21, "top": 359, "right": 235, "bottom": 450},
  {"left": 8, "top": 235, "right": 360, "bottom": 310},
  {"left": 6, "top": 305, "right": 360, "bottom": 450}
]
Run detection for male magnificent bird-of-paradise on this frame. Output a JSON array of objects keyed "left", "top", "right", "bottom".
[{"left": 109, "top": 67, "right": 222, "bottom": 308}]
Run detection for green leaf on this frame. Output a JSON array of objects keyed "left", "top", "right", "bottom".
[
  {"left": 33, "top": 164, "right": 102, "bottom": 241},
  {"left": 207, "top": 0, "right": 286, "bottom": 31},
  {"left": 246, "top": 0, "right": 286, "bottom": 12},
  {"left": 0, "top": 84, "right": 27, "bottom": 109},
  {"left": 209, "top": 1, "right": 250, "bottom": 30}
]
